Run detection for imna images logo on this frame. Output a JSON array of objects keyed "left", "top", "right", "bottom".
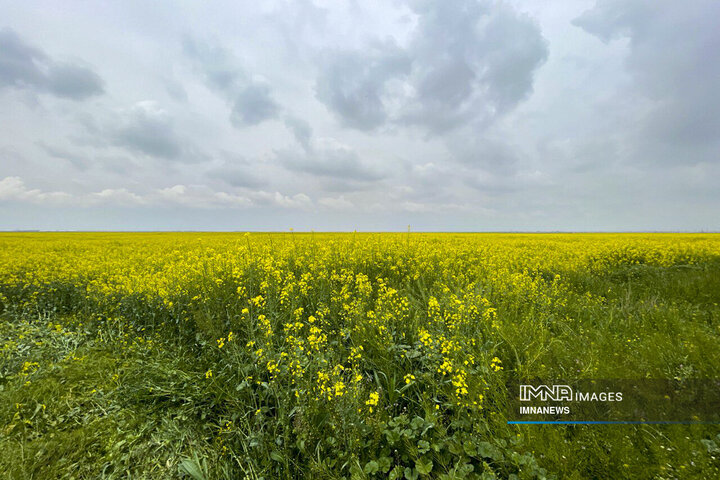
[{"left": 519, "top": 384, "right": 573, "bottom": 402}]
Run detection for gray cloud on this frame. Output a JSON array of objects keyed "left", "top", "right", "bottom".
[
  {"left": 182, "top": 36, "right": 242, "bottom": 92},
  {"left": 0, "top": 27, "right": 46, "bottom": 87},
  {"left": 61, "top": 100, "right": 207, "bottom": 164},
  {"left": 315, "top": 41, "right": 412, "bottom": 130},
  {"left": 450, "top": 135, "right": 520, "bottom": 175},
  {"left": 278, "top": 113, "right": 384, "bottom": 184},
  {"left": 206, "top": 154, "right": 265, "bottom": 188},
  {"left": 0, "top": 27, "right": 103, "bottom": 100},
  {"left": 400, "top": 0, "right": 547, "bottom": 132},
  {"left": 183, "top": 36, "right": 280, "bottom": 127},
  {"left": 284, "top": 115, "right": 313, "bottom": 150},
  {"left": 315, "top": 1, "right": 547, "bottom": 133},
  {"left": 37, "top": 142, "right": 90, "bottom": 170},
  {"left": 574, "top": 0, "right": 720, "bottom": 164},
  {"left": 45, "top": 63, "right": 104, "bottom": 100},
  {"left": 113, "top": 101, "right": 183, "bottom": 159},
  {"left": 164, "top": 78, "right": 188, "bottom": 102},
  {"left": 276, "top": 137, "right": 384, "bottom": 182},
  {"left": 230, "top": 83, "right": 280, "bottom": 126},
  {"left": 35, "top": 140, "right": 140, "bottom": 176}
]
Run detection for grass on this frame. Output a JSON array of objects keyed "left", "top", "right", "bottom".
[{"left": 0, "top": 233, "right": 719, "bottom": 479}]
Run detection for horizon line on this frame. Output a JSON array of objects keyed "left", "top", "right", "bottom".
[{"left": 2, "top": 230, "right": 719, "bottom": 234}]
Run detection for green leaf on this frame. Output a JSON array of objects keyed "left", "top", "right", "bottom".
[
  {"left": 411, "top": 416, "right": 425, "bottom": 430},
  {"left": 463, "top": 440, "right": 477, "bottom": 457},
  {"left": 404, "top": 467, "right": 419, "bottom": 480},
  {"left": 364, "top": 460, "right": 380, "bottom": 474},
  {"left": 178, "top": 455, "right": 207, "bottom": 480},
  {"left": 416, "top": 459, "right": 433, "bottom": 475},
  {"left": 406, "top": 349, "right": 421, "bottom": 359},
  {"left": 456, "top": 462, "right": 475, "bottom": 478},
  {"left": 350, "top": 463, "right": 364, "bottom": 480},
  {"left": 378, "top": 456, "right": 393, "bottom": 473},
  {"left": 702, "top": 439, "right": 720, "bottom": 454},
  {"left": 477, "top": 441, "right": 502, "bottom": 460},
  {"left": 418, "top": 440, "right": 430, "bottom": 454}
]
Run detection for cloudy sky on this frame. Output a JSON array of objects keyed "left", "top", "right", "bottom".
[{"left": 1, "top": 0, "right": 718, "bottom": 231}]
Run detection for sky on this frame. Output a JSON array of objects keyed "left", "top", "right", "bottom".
[{"left": 0, "top": 0, "right": 718, "bottom": 231}]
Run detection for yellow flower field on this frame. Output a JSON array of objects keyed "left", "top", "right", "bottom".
[{"left": 1, "top": 232, "right": 719, "bottom": 479}]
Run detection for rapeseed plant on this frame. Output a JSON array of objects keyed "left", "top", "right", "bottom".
[{"left": 0, "top": 232, "right": 719, "bottom": 478}]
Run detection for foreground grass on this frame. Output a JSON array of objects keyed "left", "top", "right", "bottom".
[{"left": 1, "top": 233, "right": 720, "bottom": 478}]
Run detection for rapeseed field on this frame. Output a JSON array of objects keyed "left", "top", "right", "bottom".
[{"left": 1, "top": 232, "right": 719, "bottom": 479}]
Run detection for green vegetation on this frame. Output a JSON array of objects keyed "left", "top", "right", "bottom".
[{"left": 1, "top": 233, "right": 720, "bottom": 479}]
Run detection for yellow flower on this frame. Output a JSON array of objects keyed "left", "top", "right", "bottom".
[
  {"left": 349, "top": 345, "right": 364, "bottom": 363},
  {"left": 366, "top": 391, "right": 380, "bottom": 412},
  {"left": 205, "top": 369, "right": 213, "bottom": 379},
  {"left": 438, "top": 359, "right": 453, "bottom": 375}
]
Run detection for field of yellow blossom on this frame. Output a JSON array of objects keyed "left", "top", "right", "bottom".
[{"left": 1, "top": 232, "right": 719, "bottom": 479}]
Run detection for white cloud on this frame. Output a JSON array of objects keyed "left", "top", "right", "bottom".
[
  {"left": 251, "top": 191, "right": 313, "bottom": 210},
  {"left": 318, "top": 195, "right": 354, "bottom": 210},
  {"left": 398, "top": 201, "right": 472, "bottom": 213},
  {"left": 0, "top": 177, "right": 308, "bottom": 210},
  {"left": 89, "top": 188, "right": 146, "bottom": 206},
  {"left": 0, "top": 176, "right": 74, "bottom": 205}
]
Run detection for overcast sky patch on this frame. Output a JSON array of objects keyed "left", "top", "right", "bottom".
[
  {"left": 0, "top": 1, "right": 718, "bottom": 231},
  {"left": 0, "top": 27, "right": 103, "bottom": 100}
]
